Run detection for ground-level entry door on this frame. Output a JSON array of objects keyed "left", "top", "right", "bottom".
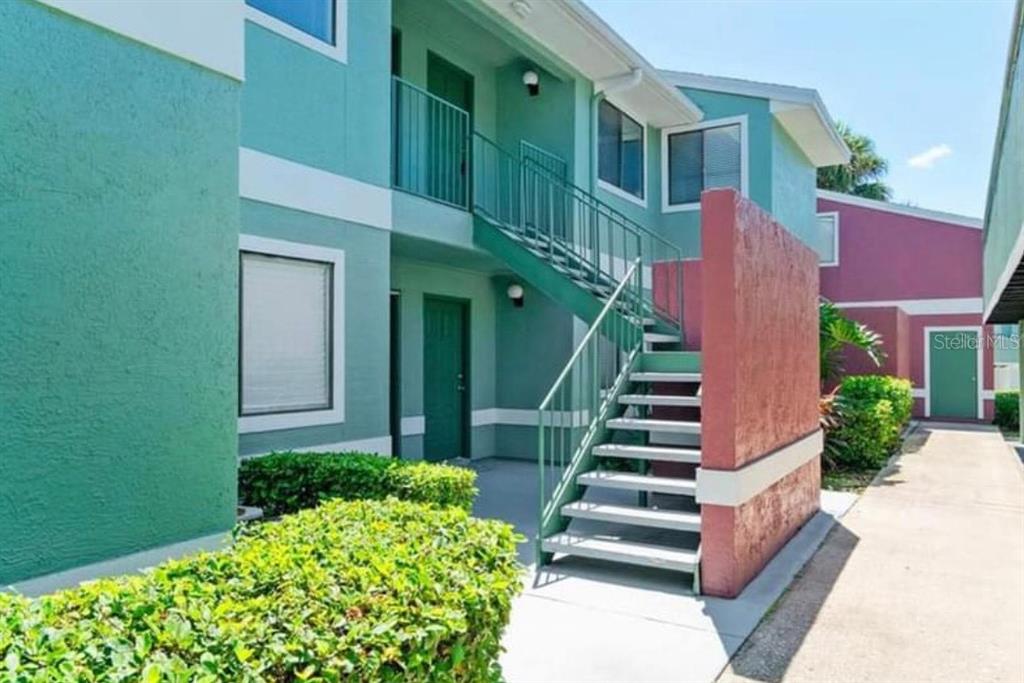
[
  {"left": 928, "top": 328, "right": 979, "bottom": 419},
  {"left": 423, "top": 297, "right": 468, "bottom": 461}
]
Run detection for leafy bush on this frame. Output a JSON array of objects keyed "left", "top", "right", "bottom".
[
  {"left": 0, "top": 499, "right": 523, "bottom": 681},
  {"left": 839, "top": 375, "right": 913, "bottom": 427},
  {"left": 239, "top": 452, "right": 477, "bottom": 516},
  {"left": 994, "top": 391, "right": 1020, "bottom": 430},
  {"left": 827, "top": 375, "right": 912, "bottom": 471}
]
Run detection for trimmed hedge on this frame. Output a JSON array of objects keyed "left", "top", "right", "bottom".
[
  {"left": 832, "top": 375, "right": 913, "bottom": 470},
  {"left": 0, "top": 499, "right": 522, "bottom": 681},
  {"left": 239, "top": 452, "right": 478, "bottom": 516},
  {"left": 994, "top": 391, "right": 1020, "bottom": 430}
]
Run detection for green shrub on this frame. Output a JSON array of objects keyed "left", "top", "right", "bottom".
[
  {"left": 828, "top": 375, "right": 912, "bottom": 471},
  {"left": 239, "top": 452, "right": 478, "bottom": 516},
  {"left": 994, "top": 391, "right": 1020, "bottom": 430},
  {"left": 839, "top": 375, "right": 913, "bottom": 426},
  {"left": 0, "top": 499, "right": 523, "bottom": 681}
]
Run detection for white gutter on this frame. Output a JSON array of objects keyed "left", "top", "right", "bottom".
[{"left": 595, "top": 68, "right": 643, "bottom": 97}]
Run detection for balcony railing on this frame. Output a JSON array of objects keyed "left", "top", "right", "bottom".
[
  {"left": 392, "top": 76, "right": 470, "bottom": 210},
  {"left": 390, "top": 75, "right": 684, "bottom": 337}
]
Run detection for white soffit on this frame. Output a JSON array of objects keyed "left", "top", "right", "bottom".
[
  {"left": 660, "top": 70, "right": 850, "bottom": 167},
  {"left": 479, "top": 0, "right": 702, "bottom": 127}
]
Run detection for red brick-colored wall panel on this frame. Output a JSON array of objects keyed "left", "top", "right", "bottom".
[
  {"left": 702, "top": 190, "right": 820, "bottom": 470},
  {"left": 701, "top": 458, "right": 821, "bottom": 598},
  {"left": 825, "top": 306, "right": 912, "bottom": 391}
]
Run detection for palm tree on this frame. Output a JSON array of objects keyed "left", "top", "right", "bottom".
[{"left": 817, "top": 122, "right": 893, "bottom": 201}]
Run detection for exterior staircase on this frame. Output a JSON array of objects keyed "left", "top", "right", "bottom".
[{"left": 465, "top": 130, "right": 701, "bottom": 590}]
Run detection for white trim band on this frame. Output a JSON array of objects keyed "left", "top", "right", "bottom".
[
  {"left": 7, "top": 531, "right": 231, "bottom": 598},
  {"left": 38, "top": 0, "right": 244, "bottom": 80},
  {"left": 696, "top": 429, "right": 823, "bottom": 506},
  {"left": 400, "top": 416, "right": 426, "bottom": 436},
  {"left": 834, "top": 298, "right": 983, "bottom": 315},
  {"left": 471, "top": 408, "right": 589, "bottom": 427},
  {"left": 240, "top": 148, "right": 392, "bottom": 231},
  {"left": 241, "top": 435, "right": 393, "bottom": 459}
]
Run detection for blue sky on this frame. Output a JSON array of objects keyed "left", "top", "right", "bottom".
[{"left": 584, "top": 0, "right": 1015, "bottom": 218}]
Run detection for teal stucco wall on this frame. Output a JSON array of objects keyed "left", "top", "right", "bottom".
[
  {"left": 242, "top": 0, "right": 391, "bottom": 187},
  {"left": 0, "top": 1, "right": 240, "bottom": 584},
  {"left": 983, "top": 11, "right": 1024, "bottom": 310},
  {"left": 770, "top": 120, "right": 818, "bottom": 247}
]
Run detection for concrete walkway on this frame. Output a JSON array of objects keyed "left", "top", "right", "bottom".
[
  {"left": 468, "top": 459, "right": 856, "bottom": 683},
  {"left": 718, "top": 423, "right": 1024, "bottom": 683}
]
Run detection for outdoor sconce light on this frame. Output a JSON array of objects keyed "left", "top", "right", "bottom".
[
  {"left": 507, "top": 282, "right": 525, "bottom": 308},
  {"left": 523, "top": 69, "right": 540, "bottom": 97}
]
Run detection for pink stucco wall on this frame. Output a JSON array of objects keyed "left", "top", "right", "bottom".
[
  {"left": 818, "top": 197, "right": 993, "bottom": 421},
  {"left": 831, "top": 306, "right": 911, "bottom": 385},
  {"left": 818, "top": 198, "right": 982, "bottom": 302},
  {"left": 699, "top": 189, "right": 821, "bottom": 598}
]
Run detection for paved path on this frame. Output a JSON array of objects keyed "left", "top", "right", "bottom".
[{"left": 718, "top": 423, "right": 1024, "bottom": 683}]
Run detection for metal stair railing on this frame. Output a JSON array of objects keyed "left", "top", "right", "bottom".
[{"left": 536, "top": 259, "right": 644, "bottom": 562}]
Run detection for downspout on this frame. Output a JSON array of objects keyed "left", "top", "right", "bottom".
[{"left": 589, "top": 68, "right": 643, "bottom": 193}]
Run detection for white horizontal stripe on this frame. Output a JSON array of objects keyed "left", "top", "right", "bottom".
[
  {"left": 471, "top": 408, "right": 589, "bottom": 427},
  {"left": 817, "top": 190, "right": 982, "bottom": 229},
  {"left": 835, "top": 298, "right": 982, "bottom": 315},
  {"left": 38, "top": 0, "right": 244, "bottom": 80},
  {"left": 240, "top": 148, "right": 392, "bottom": 231},
  {"left": 912, "top": 388, "right": 926, "bottom": 398},
  {"left": 240, "top": 436, "right": 392, "bottom": 459},
  {"left": 400, "top": 416, "right": 425, "bottom": 436},
  {"left": 10, "top": 531, "right": 231, "bottom": 598},
  {"left": 696, "top": 430, "right": 823, "bottom": 506}
]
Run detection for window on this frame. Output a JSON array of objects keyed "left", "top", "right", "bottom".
[
  {"left": 247, "top": 0, "right": 334, "bottom": 43},
  {"left": 664, "top": 118, "right": 744, "bottom": 209},
  {"left": 598, "top": 100, "right": 645, "bottom": 202},
  {"left": 816, "top": 212, "right": 840, "bottom": 266},
  {"left": 238, "top": 236, "right": 345, "bottom": 433},
  {"left": 246, "top": 0, "right": 347, "bottom": 62}
]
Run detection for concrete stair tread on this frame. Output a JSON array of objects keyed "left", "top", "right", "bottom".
[
  {"left": 542, "top": 532, "right": 699, "bottom": 573},
  {"left": 606, "top": 417, "right": 701, "bottom": 434},
  {"left": 618, "top": 393, "right": 701, "bottom": 407},
  {"left": 630, "top": 371, "right": 702, "bottom": 383},
  {"left": 562, "top": 501, "right": 701, "bottom": 531},
  {"left": 643, "top": 332, "right": 681, "bottom": 343},
  {"left": 592, "top": 443, "right": 701, "bottom": 463},
  {"left": 578, "top": 470, "right": 696, "bottom": 496}
]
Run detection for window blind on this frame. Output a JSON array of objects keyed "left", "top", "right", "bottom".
[{"left": 241, "top": 252, "right": 332, "bottom": 415}]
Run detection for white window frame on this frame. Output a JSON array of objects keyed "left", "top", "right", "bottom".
[
  {"left": 239, "top": 235, "right": 345, "bottom": 434},
  {"left": 245, "top": 0, "right": 348, "bottom": 63},
  {"left": 596, "top": 98, "right": 648, "bottom": 208},
  {"left": 922, "top": 326, "right": 984, "bottom": 420},
  {"left": 661, "top": 114, "right": 748, "bottom": 213},
  {"left": 817, "top": 211, "right": 840, "bottom": 267}
]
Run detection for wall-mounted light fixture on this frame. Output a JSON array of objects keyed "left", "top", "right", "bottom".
[
  {"left": 522, "top": 69, "right": 539, "bottom": 97},
  {"left": 507, "top": 282, "right": 525, "bottom": 308}
]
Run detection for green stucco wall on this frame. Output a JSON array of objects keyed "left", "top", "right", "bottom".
[
  {"left": 0, "top": 0, "right": 240, "bottom": 584},
  {"left": 770, "top": 119, "right": 818, "bottom": 247},
  {"left": 242, "top": 0, "right": 391, "bottom": 187},
  {"left": 983, "top": 13, "right": 1024, "bottom": 310},
  {"left": 238, "top": 200, "right": 391, "bottom": 456}
]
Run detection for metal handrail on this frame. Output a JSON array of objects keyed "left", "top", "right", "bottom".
[{"left": 536, "top": 259, "right": 644, "bottom": 560}]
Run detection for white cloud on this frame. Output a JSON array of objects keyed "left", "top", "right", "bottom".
[{"left": 907, "top": 144, "right": 952, "bottom": 169}]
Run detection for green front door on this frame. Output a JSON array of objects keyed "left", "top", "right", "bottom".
[
  {"left": 423, "top": 297, "right": 468, "bottom": 461},
  {"left": 427, "top": 52, "right": 472, "bottom": 207},
  {"left": 928, "top": 329, "right": 979, "bottom": 419}
]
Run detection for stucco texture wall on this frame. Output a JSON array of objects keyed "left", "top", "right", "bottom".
[
  {"left": 242, "top": 0, "right": 391, "bottom": 186},
  {"left": 699, "top": 190, "right": 821, "bottom": 598},
  {"left": 0, "top": 1, "right": 240, "bottom": 584}
]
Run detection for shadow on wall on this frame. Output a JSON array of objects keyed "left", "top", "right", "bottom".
[{"left": 721, "top": 524, "right": 860, "bottom": 683}]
